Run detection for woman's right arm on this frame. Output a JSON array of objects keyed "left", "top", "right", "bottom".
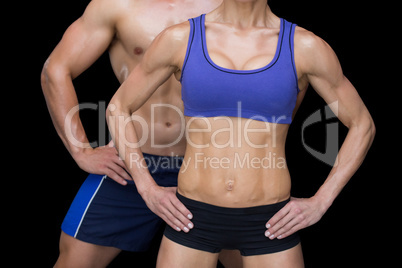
[
  {"left": 106, "top": 23, "right": 185, "bottom": 189},
  {"left": 106, "top": 22, "right": 194, "bottom": 232}
]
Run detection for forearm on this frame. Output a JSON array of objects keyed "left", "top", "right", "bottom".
[
  {"left": 314, "top": 118, "right": 375, "bottom": 210},
  {"left": 41, "top": 66, "right": 91, "bottom": 158},
  {"left": 106, "top": 103, "right": 156, "bottom": 194}
]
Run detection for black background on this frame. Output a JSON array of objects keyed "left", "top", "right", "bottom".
[{"left": 9, "top": 0, "right": 395, "bottom": 267}]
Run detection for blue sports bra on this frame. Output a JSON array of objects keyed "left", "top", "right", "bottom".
[{"left": 181, "top": 14, "right": 299, "bottom": 124}]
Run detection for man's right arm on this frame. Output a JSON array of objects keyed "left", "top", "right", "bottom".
[{"left": 41, "top": 0, "right": 131, "bottom": 184}]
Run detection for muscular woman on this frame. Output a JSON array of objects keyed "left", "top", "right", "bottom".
[{"left": 107, "top": 0, "right": 375, "bottom": 267}]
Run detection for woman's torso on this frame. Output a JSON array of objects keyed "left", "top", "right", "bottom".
[{"left": 178, "top": 13, "right": 302, "bottom": 207}]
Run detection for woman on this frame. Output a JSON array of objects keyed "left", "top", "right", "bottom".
[{"left": 107, "top": 0, "right": 375, "bottom": 267}]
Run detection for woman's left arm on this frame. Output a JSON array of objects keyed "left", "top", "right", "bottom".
[{"left": 266, "top": 28, "right": 376, "bottom": 240}]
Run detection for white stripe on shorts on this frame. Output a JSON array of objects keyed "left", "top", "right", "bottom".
[{"left": 74, "top": 175, "right": 107, "bottom": 237}]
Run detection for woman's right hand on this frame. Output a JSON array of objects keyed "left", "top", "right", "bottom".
[{"left": 141, "top": 185, "right": 194, "bottom": 233}]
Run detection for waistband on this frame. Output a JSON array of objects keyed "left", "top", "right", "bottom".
[{"left": 176, "top": 192, "right": 289, "bottom": 215}]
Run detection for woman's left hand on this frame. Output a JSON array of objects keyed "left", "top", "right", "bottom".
[{"left": 265, "top": 197, "right": 327, "bottom": 239}]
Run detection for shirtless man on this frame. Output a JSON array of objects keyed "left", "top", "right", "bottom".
[
  {"left": 41, "top": 0, "right": 241, "bottom": 267},
  {"left": 106, "top": 0, "right": 375, "bottom": 267}
]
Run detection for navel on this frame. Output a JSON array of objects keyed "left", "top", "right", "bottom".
[{"left": 226, "top": 179, "right": 234, "bottom": 191}]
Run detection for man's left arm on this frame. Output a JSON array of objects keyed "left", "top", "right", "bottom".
[{"left": 265, "top": 28, "right": 376, "bottom": 240}]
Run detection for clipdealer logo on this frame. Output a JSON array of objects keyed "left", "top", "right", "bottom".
[
  {"left": 63, "top": 101, "right": 340, "bottom": 167},
  {"left": 301, "top": 101, "right": 339, "bottom": 167}
]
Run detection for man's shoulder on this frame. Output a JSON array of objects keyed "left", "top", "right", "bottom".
[
  {"left": 84, "top": 0, "right": 133, "bottom": 22},
  {"left": 88, "top": 0, "right": 132, "bottom": 10}
]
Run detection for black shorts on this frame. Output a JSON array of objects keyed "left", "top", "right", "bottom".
[{"left": 164, "top": 193, "right": 300, "bottom": 256}]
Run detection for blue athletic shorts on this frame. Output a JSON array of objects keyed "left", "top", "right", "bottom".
[{"left": 61, "top": 153, "right": 183, "bottom": 252}]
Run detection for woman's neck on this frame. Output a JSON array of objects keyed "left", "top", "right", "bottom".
[{"left": 213, "top": 0, "right": 274, "bottom": 29}]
